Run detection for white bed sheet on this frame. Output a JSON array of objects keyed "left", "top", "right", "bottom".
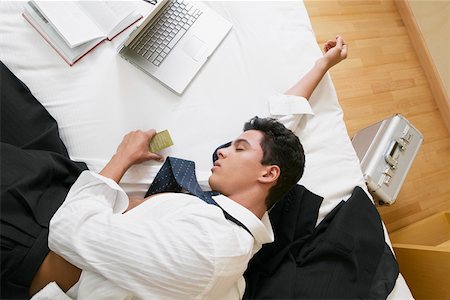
[{"left": 0, "top": 1, "right": 413, "bottom": 298}]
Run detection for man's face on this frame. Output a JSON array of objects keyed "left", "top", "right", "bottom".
[{"left": 208, "top": 130, "right": 267, "bottom": 196}]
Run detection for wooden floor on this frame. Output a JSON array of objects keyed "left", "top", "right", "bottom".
[{"left": 304, "top": 0, "right": 450, "bottom": 233}]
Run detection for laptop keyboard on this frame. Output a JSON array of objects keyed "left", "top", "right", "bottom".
[{"left": 131, "top": 0, "right": 203, "bottom": 66}]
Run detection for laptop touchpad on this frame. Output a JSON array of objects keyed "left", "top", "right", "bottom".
[{"left": 183, "top": 35, "right": 207, "bottom": 62}]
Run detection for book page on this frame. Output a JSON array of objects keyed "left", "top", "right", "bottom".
[
  {"left": 77, "top": 1, "right": 140, "bottom": 39},
  {"left": 32, "top": 1, "right": 105, "bottom": 48},
  {"left": 24, "top": 2, "right": 103, "bottom": 64}
]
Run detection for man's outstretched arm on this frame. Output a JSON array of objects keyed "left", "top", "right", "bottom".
[{"left": 285, "top": 35, "right": 348, "bottom": 99}]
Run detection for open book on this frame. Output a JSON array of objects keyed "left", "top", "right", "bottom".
[{"left": 23, "top": 1, "right": 143, "bottom": 66}]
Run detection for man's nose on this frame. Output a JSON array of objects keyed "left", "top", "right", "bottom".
[
  {"left": 217, "top": 147, "right": 228, "bottom": 158},
  {"left": 213, "top": 142, "right": 231, "bottom": 162}
]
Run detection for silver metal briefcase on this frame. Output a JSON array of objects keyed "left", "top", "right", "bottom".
[{"left": 351, "top": 114, "right": 424, "bottom": 205}]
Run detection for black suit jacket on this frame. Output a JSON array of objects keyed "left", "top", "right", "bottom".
[
  {"left": 1, "top": 61, "right": 88, "bottom": 298},
  {"left": 244, "top": 185, "right": 399, "bottom": 299}
]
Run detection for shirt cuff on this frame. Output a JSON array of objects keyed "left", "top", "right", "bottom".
[
  {"left": 268, "top": 94, "right": 314, "bottom": 116},
  {"left": 30, "top": 282, "right": 72, "bottom": 300},
  {"left": 72, "top": 171, "right": 129, "bottom": 214}
]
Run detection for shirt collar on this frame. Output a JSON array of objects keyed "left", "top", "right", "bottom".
[{"left": 213, "top": 194, "right": 274, "bottom": 245}]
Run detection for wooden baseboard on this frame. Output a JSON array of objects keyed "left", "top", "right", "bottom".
[{"left": 395, "top": 0, "right": 450, "bottom": 135}]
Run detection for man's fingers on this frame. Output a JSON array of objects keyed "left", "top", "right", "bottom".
[
  {"left": 324, "top": 40, "right": 335, "bottom": 49},
  {"left": 147, "top": 152, "right": 164, "bottom": 162},
  {"left": 145, "top": 129, "right": 157, "bottom": 139},
  {"left": 342, "top": 44, "right": 348, "bottom": 58},
  {"left": 336, "top": 35, "right": 344, "bottom": 49}
]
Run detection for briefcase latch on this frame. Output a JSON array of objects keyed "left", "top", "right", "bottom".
[{"left": 382, "top": 167, "right": 394, "bottom": 186}]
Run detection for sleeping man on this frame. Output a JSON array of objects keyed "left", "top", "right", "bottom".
[{"left": 1, "top": 36, "right": 348, "bottom": 299}]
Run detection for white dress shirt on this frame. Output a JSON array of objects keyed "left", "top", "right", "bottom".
[
  {"left": 49, "top": 171, "right": 273, "bottom": 300},
  {"left": 44, "top": 94, "right": 312, "bottom": 299}
]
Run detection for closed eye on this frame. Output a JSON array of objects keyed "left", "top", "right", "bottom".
[{"left": 232, "top": 138, "right": 251, "bottom": 152}]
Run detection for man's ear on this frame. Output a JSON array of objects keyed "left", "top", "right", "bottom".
[{"left": 258, "top": 165, "right": 280, "bottom": 185}]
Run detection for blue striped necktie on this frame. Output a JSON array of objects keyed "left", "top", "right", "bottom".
[{"left": 145, "top": 157, "right": 252, "bottom": 236}]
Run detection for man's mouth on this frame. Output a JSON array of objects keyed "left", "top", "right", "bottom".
[{"left": 211, "top": 161, "right": 221, "bottom": 172}]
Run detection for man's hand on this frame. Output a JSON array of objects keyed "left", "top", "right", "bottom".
[
  {"left": 100, "top": 130, "right": 164, "bottom": 183},
  {"left": 321, "top": 35, "right": 348, "bottom": 69},
  {"left": 114, "top": 130, "right": 164, "bottom": 167},
  {"left": 285, "top": 34, "right": 348, "bottom": 99}
]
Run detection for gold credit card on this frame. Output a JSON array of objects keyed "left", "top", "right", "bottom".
[{"left": 149, "top": 130, "right": 174, "bottom": 153}]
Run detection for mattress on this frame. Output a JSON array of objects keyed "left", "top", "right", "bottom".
[{"left": 0, "top": 1, "right": 413, "bottom": 298}]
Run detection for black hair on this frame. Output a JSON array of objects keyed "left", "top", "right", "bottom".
[{"left": 243, "top": 116, "right": 305, "bottom": 209}]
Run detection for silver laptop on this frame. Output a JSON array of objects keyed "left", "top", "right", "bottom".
[{"left": 119, "top": 0, "right": 232, "bottom": 94}]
